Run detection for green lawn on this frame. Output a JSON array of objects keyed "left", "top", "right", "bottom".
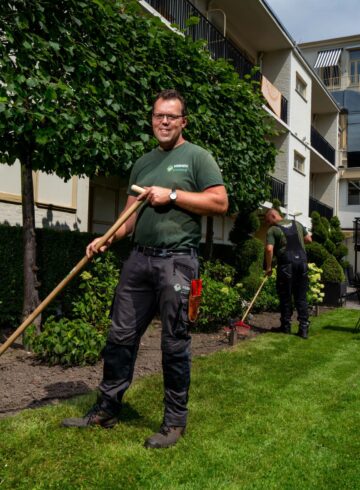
[{"left": 1, "top": 309, "right": 360, "bottom": 489}]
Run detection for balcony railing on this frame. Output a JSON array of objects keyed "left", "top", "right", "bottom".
[
  {"left": 145, "top": 0, "right": 257, "bottom": 80},
  {"left": 311, "top": 126, "right": 335, "bottom": 165},
  {"left": 144, "top": 0, "right": 290, "bottom": 123},
  {"left": 309, "top": 196, "right": 333, "bottom": 219},
  {"left": 320, "top": 74, "right": 360, "bottom": 91},
  {"left": 269, "top": 176, "right": 286, "bottom": 206}
]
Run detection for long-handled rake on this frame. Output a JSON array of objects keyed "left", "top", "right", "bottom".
[
  {"left": 0, "top": 184, "right": 145, "bottom": 356},
  {"left": 229, "top": 275, "right": 268, "bottom": 346}
]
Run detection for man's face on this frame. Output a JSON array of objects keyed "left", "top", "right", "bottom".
[{"left": 152, "top": 98, "right": 187, "bottom": 150}]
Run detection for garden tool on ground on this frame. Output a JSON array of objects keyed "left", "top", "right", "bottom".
[
  {"left": 0, "top": 184, "right": 146, "bottom": 356},
  {"left": 228, "top": 275, "right": 268, "bottom": 346}
]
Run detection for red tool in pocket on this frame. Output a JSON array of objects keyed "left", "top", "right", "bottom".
[{"left": 188, "top": 279, "right": 202, "bottom": 323}]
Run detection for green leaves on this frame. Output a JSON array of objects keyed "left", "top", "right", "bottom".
[{"left": 0, "top": 0, "right": 276, "bottom": 210}]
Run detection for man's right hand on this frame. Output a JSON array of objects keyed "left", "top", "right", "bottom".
[
  {"left": 86, "top": 236, "right": 113, "bottom": 258},
  {"left": 265, "top": 267, "right": 273, "bottom": 277}
]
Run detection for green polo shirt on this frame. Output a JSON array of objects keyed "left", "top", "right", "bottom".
[
  {"left": 266, "top": 219, "right": 308, "bottom": 258},
  {"left": 128, "top": 141, "right": 224, "bottom": 249}
]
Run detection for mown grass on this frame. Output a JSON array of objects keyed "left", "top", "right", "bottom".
[{"left": 1, "top": 309, "right": 360, "bottom": 489}]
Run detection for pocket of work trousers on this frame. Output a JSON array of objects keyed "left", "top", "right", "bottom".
[{"left": 172, "top": 259, "right": 197, "bottom": 337}]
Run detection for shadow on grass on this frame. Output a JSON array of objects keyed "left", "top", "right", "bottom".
[{"left": 323, "top": 325, "right": 360, "bottom": 334}]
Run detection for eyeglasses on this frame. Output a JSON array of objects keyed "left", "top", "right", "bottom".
[{"left": 152, "top": 113, "right": 184, "bottom": 121}]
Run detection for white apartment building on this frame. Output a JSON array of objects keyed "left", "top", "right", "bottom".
[
  {"left": 300, "top": 35, "right": 360, "bottom": 269},
  {"left": 142, "top": 0, "right": 340, "bottom": 229},
  {"left": 0, "top": 0, "right": 340, "bottom": 242}
]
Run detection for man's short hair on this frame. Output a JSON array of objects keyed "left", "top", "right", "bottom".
[
  {"left": 265, "top": 208, "right": 282, "bottom": 223},
  {"left": 152, "top": 89, "right": 187, "bottom": 116}
]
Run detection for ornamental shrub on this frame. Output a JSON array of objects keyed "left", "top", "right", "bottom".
[
  {"left": 72, "top": 252, "right": 120, "bottom": 333},
  {"left": 311, "top": 211, "right": 328, "bottom": 243},
  {"left": 305, "top": 241, "right": 330, "bottom": 267},
  {"left": 197, "top": 260, "right": 243, "bottom": 331},
  {"left": 25, "top": 317, "right": 106, "bottom": 366},
  {"left": 321, "top": 255, "right": 345, "bottom": 283},
  {"left": 234, "top": 238, "right": 264, "bottom": 281},
  {"left": 324, "top": 238, "right": 336, "bottom": 255},
  {"left": 25, "top": 252, "right": 120, "bottom": 365},
  {"left": 252, "top": 270, "right": 279, "bottom": 312}
]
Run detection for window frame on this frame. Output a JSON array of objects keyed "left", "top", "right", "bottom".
[
  {"left": 294, "top": 150, "right": 306, "bottom": 175},
  {"left": 348, "top": 180, "right": 360, "bottom": 205},
  {"left": 295, "top": 73, "right": 307, "bottom": 101}
]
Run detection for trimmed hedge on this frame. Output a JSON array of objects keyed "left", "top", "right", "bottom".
[{"left": 0, "top": 224, "right": 132, "bottom": 329}]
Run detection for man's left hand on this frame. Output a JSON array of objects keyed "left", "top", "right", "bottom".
[{"left": 138, "top": 186, "right": 171, "bottom": 206}]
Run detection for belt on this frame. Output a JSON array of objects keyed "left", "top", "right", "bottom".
[{"left": 134, "top": 244, "right": 197, "bottom": 258}]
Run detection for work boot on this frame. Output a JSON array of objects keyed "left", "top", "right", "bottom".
[
  {"left": 61, "top": 402, "right": 119, "bottom": 429},
  {"left": 279, "top": 323, "right": 291, "bottom": 334},
  {"left": 144, "top": 424, "right": 185, "bottom": 449},
  {"left": 297, "top": 322, "right": 309, "bottom": 339}
]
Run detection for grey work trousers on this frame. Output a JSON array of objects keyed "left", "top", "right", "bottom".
[{"left": 99, "top": 249, "right": 199, "bottom": 427}]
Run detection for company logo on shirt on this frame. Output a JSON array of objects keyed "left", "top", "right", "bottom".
[{"left": 167, "top": 163, "right": 189, "bottom": 173}]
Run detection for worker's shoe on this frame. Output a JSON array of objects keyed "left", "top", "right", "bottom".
[
  {"left": 279, "top": 324, "right": 291, "bottom": 334},
  {"left": 297, "top": 324, "right": 309, "bottom": 339},
  {"left": 144, "top": 424, "right": 185, "bottom": 449},
  {"left": 61, "top": 402, "right": 119, "bottom": 429}
]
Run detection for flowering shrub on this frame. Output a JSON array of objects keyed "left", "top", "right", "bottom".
[
  {"left": 307, "top": 262, "right": 325, "bottom": 305},
  {"left": 197, "top": 260, "right": 244, "bottom": 331}
]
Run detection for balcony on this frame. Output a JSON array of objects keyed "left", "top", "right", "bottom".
[
  {"left": 145, "top": 0, "right": 256, "bottom": 79},
  {"left": 261, "top": 75, "right": 288, "bottom": 124},
  {"left": 320, "top": 74, "right": 360, "bottom": 91},
  {"left": 311, "top": 126, "right": 335, "bottom": 165},
  {"left": 269, "top": 176, "right": 286, "bottom": 206},
  {"left": 143, "top": 0, "right": 288, "bottom": 123},
  {"left": 309, "top": 196, "right": 333, "bottom": 219}
]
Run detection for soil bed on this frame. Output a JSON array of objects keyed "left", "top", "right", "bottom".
[{"left": 0, "top": 313, "right": 280, "bottom": 418}]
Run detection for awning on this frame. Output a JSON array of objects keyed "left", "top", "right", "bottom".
[{"left": 314, "top": 49, "right": 342, "bottom": 69}]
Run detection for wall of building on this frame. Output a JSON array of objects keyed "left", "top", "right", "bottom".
[
  {"left": 289, "top": 56, "right": 312, "bottom": 142},
  {"left": 287, "top": 137, "right": 310, "bottom": 225},
  {"left": 338, "top": 179, "right": 360, "bottom": 229},
  {"left": 314, "top": 113, "right": 338, "bottom": 149},
  {"left": 0, "top": 161, "right": 89, "bottom": 231},
  {"left": 271, "top": 132, "right": 289, "bottom": 186},
  {"left": 311, "top": 172, "right": 337, "bottom": 209},
  {"left": 262, "top": 49, "right": 291, "bottom": 100}
]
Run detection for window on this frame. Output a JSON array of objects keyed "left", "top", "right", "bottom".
[
  {"left": 350, "top": 49, "right": 360, "bottom": 85},
  {"left": 294, "top": 151, "right": 305, "bottom": 174},
  {"left": 348, "top": 180, "right": 360, "bottom": 205},
  {"left": 319, "top": 65, "right": 340, "bottom": 88},
  {"left": 295, "top": 73, "right": 307, "bottom": 99}
]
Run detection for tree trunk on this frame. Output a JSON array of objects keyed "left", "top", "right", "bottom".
[
  {"left": 203, "top": 216, "right": 214, "bottom": 261},
  {"left": 21, "top": 155, "right": 41, "bottom": 336}
]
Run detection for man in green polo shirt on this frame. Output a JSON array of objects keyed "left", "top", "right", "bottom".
[
  {"left": 265, "top": 208, "right": 312, "bottom": 338},
  {"left": 61, "top": 89, "right": 228, "bottom": 449}
]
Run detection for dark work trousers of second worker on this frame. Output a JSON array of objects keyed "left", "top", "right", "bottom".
[{"left": 276, "top": 221, "right": 309, "bottom": 335}]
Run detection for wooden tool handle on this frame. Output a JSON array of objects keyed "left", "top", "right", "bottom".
[
  {"left": 241, "top": 276, "right": 268, "bottom": 323},
  {"left": 0, "top": 184, "right": 146, "bottom": 356}
]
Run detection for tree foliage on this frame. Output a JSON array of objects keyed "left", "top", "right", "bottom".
[{"left": 0, "top": 0, "right": 276, "bottom": 211}]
